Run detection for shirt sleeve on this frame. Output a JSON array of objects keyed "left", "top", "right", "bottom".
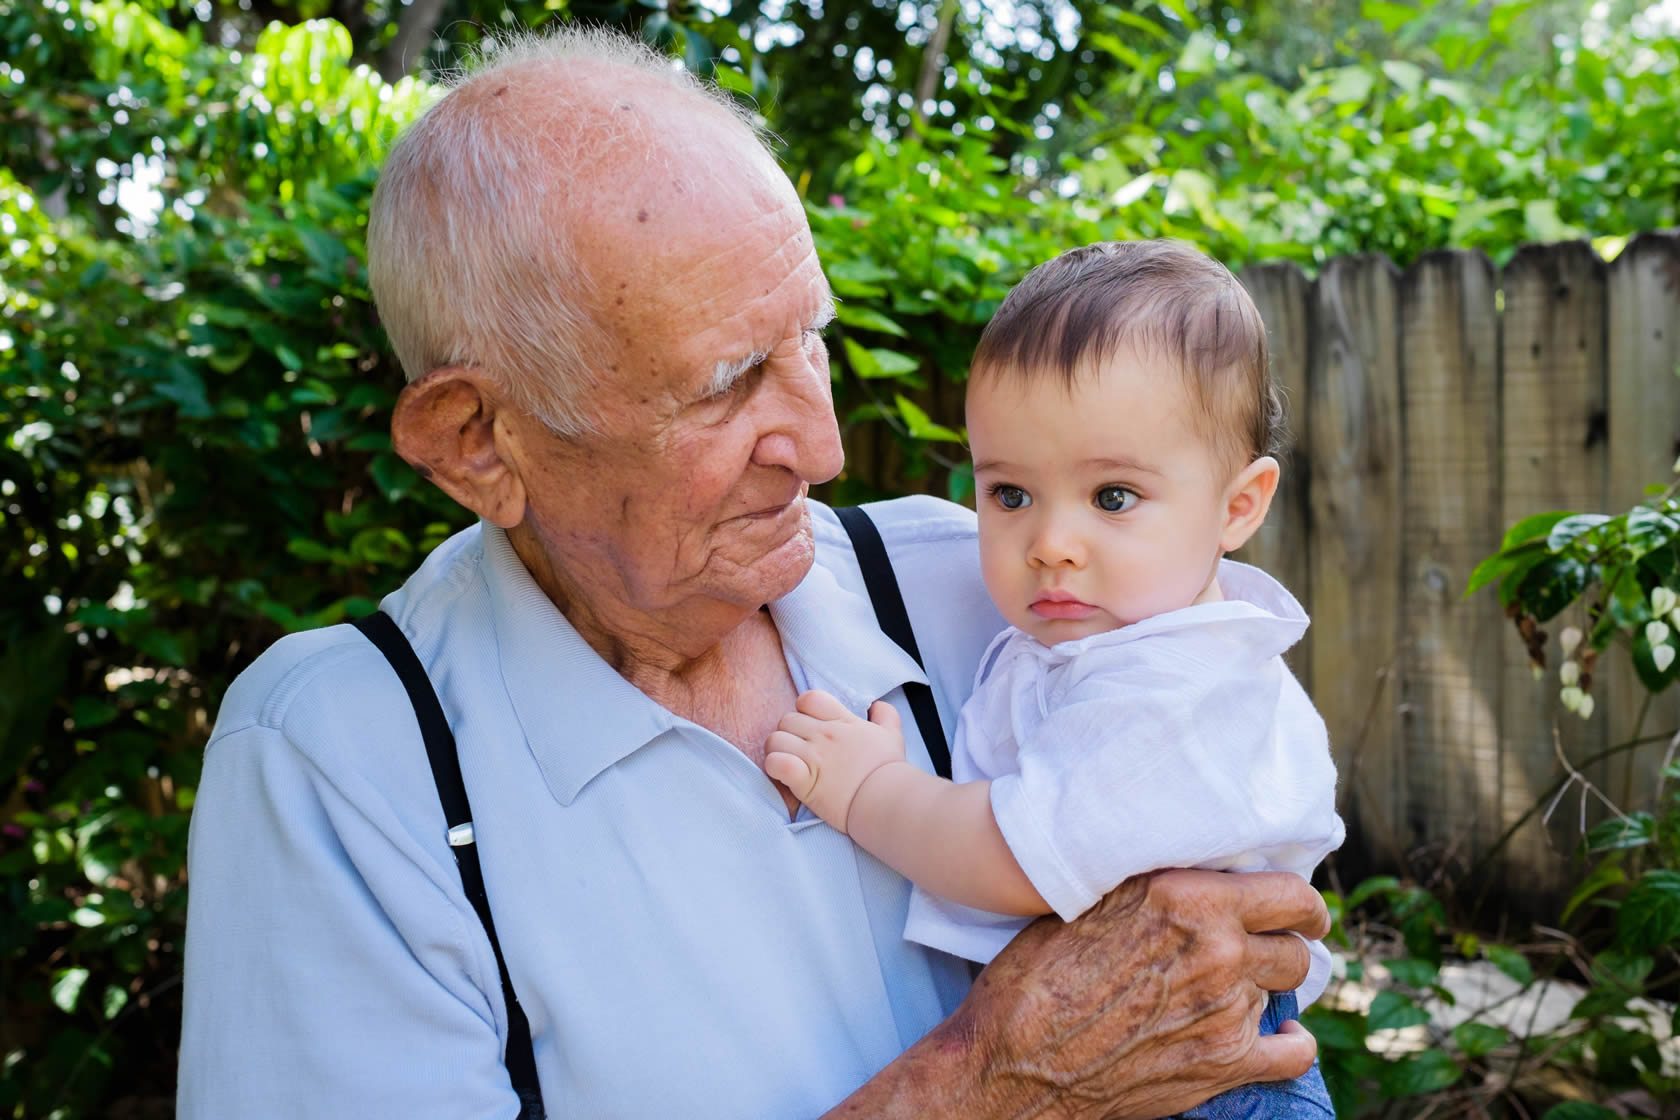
[
  {"left": 178, "top": 720, "right": 523, "bottom": 1119},
  {"left": 988, "top": 646, "right": 1342, "bottom": 923}
]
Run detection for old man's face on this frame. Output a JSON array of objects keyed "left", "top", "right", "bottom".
[{"left": 512, "top": 119, "right": 844, "bottom": 630}]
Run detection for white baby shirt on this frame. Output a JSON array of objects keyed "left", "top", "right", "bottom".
[{"left": 903, "top": 560, "right": 1345, "bottom": 1005}]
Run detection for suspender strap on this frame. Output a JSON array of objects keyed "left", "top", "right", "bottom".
[
  {"left": 352, "top": 611, "right": 546, "bottom": 1120},
  {"left": 834, "top": 505, "right": 953, "bottom": 780}
]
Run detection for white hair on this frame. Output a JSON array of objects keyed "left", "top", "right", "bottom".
[{"left": 367, "top": 26, "right": 773, "bottom": 436}]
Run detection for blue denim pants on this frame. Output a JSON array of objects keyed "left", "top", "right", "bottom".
[{"left": 1173, "top": 991, "right": 1334, "bottom": 1119}]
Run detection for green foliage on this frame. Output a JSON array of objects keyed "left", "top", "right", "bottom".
[
  {"left": 1, "top": 8, "right": 459, "bottom": 1114},
  {"left": 1459, "top": 425, "right": 1680, "bottom": 1114},
  {"left": 1315, "top": 867, "right": 1680, "bottom": 1115},
  {"left": 3, "top": 0, "right": 1679, "bottom": 1113}
]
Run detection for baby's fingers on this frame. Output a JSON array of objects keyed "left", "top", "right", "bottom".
[
  {"left": 795, "top": 690, "right": 852, "bottom": 720},
  {"left": 764, "top": 746, "right": 814, "bottom": 797},
  {"left": 867, "top": 700, "right": 902, "bottom": 731}
]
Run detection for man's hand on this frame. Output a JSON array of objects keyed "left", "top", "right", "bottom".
[
  {"left": 765, "top": 690, "right": 907, "bottom": 833},
  {"left": 827, "top": 868, "right": 1330, "bottom": 1119}
]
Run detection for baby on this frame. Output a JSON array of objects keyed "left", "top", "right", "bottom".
[{"left": 766, "top": 240, "right": 1345, "bottom": 1119}]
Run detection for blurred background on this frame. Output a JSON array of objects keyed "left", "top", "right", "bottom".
[{"left": 2, "top": 0, "right": 1679, "bottom": 1115}]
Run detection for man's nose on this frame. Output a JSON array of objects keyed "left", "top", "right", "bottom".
[
  {"left": 1028, "top": 513, "right": 1086, "bottom": 569},
  {"left": 751, "top": 348, "right": 844, "bottom": 483}
]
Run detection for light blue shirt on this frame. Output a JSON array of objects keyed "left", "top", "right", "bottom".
[{"left": 178, "top": 497, "right": 1005, "bottom": 1119}]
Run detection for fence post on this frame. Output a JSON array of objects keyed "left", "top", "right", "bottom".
[
  {"left": 1606, "top": 231, "right": 1680, "bottom": 812},
  {"left": 1497, "top": 241, "right": 1609, "bottom": 902},
  {"left": 1306, "top": 254, "right": 1405, "bottom": 869},
  {"left": 1238, "top": 262, "right": 1313, "bottom": 679}
]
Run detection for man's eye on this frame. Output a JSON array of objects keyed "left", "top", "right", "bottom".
[
  {"left": 1094, "top": 486, "right": 1137, "bottom": 513},
  {"left": 990, "top": 484, "right": 1031, "bottom": 510}
]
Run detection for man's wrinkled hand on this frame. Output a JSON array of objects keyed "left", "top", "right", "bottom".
[{"left": 940, "top": 868, "right": 1328, "bottom": 1119}]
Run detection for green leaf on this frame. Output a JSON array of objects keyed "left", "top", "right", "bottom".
[
  {"left": 1542, "top": 1103, "right": 1620, "bottom": 1120},
  {"left": 1363, "top": 0, "right": 1417, "bottom": 33},
  {"left": 1626, "top": 505, "right": 1680, "bottom": 558},
  {"left": 1377, "top": 1049, "right": 1461, "bottom": 1096},
  {"left": 1562, "top": 860, "right": 1626, "bottom": 923},
  {"left": 286, "top": 538, "right": 334, "bottom": 563},
  {"left": 1591, "top": 949, "right": 1652, "bottom": 991},
  {"left": 1367, "top": 990, "right": 1429, "bottom": 1032},
  {"left": 842, "top": 337, "right": 883, "bottom": 379},
  {"left": 1465, "top": 539, "right": 1547, "bottom": 598},
  {"left": 102, "top": 984, "right": 129, "bottom": 1021},
  {"left": 370, "top": 453, "right": 418, "bottom": 502},
  {"left": 1583, "top": 812, "right": 1655, "bottom": 854},
  {"left": 1489, "top": 0, "right": 1536, "bottom": 36},
  {"left": 1449, "top": 197, "right": 1519, "bottom": 246},
  {"left": 867, "top": 348, "right": 921, "bottom": 378},
  {"left": 1380, "top": 59, "right": 1423, "bottom": 94},
  {"left": 1384, "top": 958, "right": 1438, "bottom": 988},
  {"left": 1546, "top": 513, "right": 1611, "bottom": 552},
  {"left": 51, "top": 967, "right": 90, "bottom": 1014},
  {"left": 1325, "top": 66, "right": 1375, "bottom": 107},
  {"left": 1502, "top": 511, "right": 1575, "bottom": 550},
  {"left": 1484, "top": 944, "right": 1533, "bottom": 984},
  {"left": 133, "top": 629, "right": 188, "bottom": 667},
  {"left": 1346, "top": 875, "right": 1399, "bottom": 909},
  {"left": 1300, "top": 1006, "right": 1369, "bottom": 1051},
  {"left": 1452, "top": 1021, "right": 1509, "bottom": 1058},
  {"left": 1513, "top": 555, "right": 1590, "bottom": 621},
  {"left": 894, "top": 395, "right": 964, "bottom": 443},
  {"left": 1617, "top": 870, "right": 1680, "bottom": 952},
  {"left": 1524, "top": 199, "right": 1582, "bottom": 243},
  {"left": 70, "top": 697, "right": 119, "bottom": 730},
  {"left": 1631, "top": 625, "right": 1680, "bottom": 693},
  {"left": 947, "top": 462, "right": 974, "bottom": 504},
  {"left": 712, "top": 63, "right": 751, "bottom": 94},
  {"left": 834, "top": 305, "right": 907, "bottom": 337}
]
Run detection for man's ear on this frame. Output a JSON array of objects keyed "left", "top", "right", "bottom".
[
  {"left": 391, "top": 368, "right": 527, "bottom": 529},
  {"left": 1219, "top": 455, "right": 1280, "bottom": 554}
]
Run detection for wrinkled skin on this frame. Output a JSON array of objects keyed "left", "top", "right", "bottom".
[{"left": 830, "top": 870, "right": 1326, "bottom": 1119}]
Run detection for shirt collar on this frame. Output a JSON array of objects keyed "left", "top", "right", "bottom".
[
  {"left": 766, "top": 552, "right": 929, "bottom": 714},
  {"left": 480, "top": 523, "right": 927, "bottom": 807}
]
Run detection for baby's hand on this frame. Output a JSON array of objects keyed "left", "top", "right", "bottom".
[{"left": 765, "top": 690, "right": 907, "bottom": 834}]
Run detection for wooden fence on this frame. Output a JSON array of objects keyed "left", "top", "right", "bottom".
[
  {"left": 843, "top": 230, "right": 1680, "bottom": 910},
  {"left": 1236, "top": 231, "right": 1680, "bottom": 910}
]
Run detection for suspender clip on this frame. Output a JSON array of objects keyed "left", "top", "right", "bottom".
[{"left": 447, "top": 822, "right": 476, "bottom": 847}]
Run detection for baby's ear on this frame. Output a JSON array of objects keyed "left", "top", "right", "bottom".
[{"left": 1220, "top": 456, "right": 1280, "bottom": 553}]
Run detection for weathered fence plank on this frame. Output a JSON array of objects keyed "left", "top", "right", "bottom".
[
  {"left": 1238, "top": 262, "right": 1313, "bottom": 679},
  {"left": 1606, "top": 231, "right": 1680, "bottom": 813},
  {"left": 1497, "top": 241, "right": 1610, "bottom": 895},
  {"left": 1306, "top": 255, "right": 1405, "bottom": 866},
  {"left": 1398, "top": 252, "right": 1505, "bottom": 865}
]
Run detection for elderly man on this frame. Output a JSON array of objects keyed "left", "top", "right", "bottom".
[{"left": 178, "top": 28, "right": 1327, "bottom": 1119}]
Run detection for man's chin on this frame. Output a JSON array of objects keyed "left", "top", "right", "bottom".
[{"left": 753, "top": 516, "right": 817, "bottom": 604}]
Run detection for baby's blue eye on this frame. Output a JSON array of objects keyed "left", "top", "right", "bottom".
[
  {"left": 1094, "top": 486, "right": 1137, "bottom": 513},
  {"left": 994, "top": 485, "right": 1031, "bottom": 510}
]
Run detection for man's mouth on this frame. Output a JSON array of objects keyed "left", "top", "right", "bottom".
[{"left": 741, "top": 486, "right": 807, "bottom": 521}]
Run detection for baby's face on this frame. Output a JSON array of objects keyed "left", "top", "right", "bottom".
[{"left": 966, "top": 352, "right": 1239, "bottom": 645}]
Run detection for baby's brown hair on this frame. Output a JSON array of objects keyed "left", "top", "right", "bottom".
[{"left": 969, "top": 240, "right": 1284, "bottom": 474}]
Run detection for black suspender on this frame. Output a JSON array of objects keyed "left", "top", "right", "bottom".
[
  {"left": 351, "top": 504, "right": 944, "bottom": 1115},
  {"left": 833, "top": 505, "right": 953, "bottom": 781},
  {"left": 351, "top": 611, "right": 545, "bottom": 1120}
]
